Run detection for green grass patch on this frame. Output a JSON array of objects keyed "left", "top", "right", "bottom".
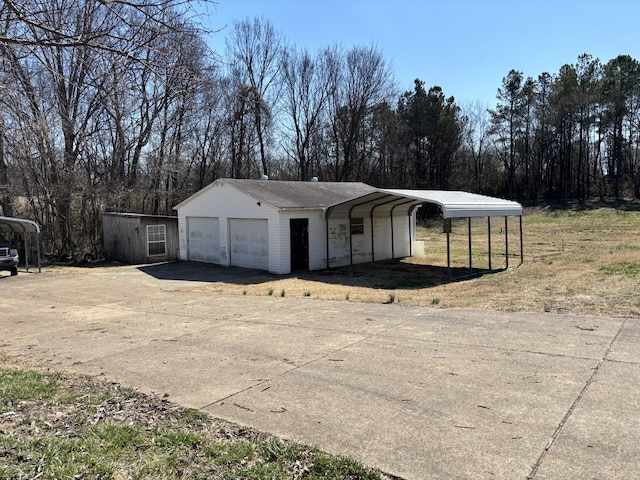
[
  {"left": 0, "top": 369, "right": 59, "bottom": 411},
  {"left": 600, "top": 261, "right": 640, "bottom": 276},
  {"left": 0, "top": 366, "right": 385, "bottom": 480}
]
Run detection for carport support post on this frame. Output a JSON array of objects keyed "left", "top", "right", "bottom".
[
  {"left": 370, "top": 209, "right": 375, "bottom": 262},
  {"left": 325, "top": 215, "right": 330, "bottom": 269},
  {"left": 505, "top": 216, "right": 509, "bottom": 269},
  {"left": 446, "top": 231, "right": 451, "bottom": 281},
  {"left": 487, "top": 217, "right": 492, "bottom": 271},
  {"left": 519, "top": 215, "right": 524, "bottom": 266},
  {"left": 408, "top": 214, "right": 412, "bottom": 256},
  {"left": 24, "top": 231, "right": 30, "bottom": 272},
  {"left": 36, "top": 231, "right": 41, "bottom": 272},
  {"left": 468, "top": 217, "right": 472, "bottom": 275},
  {"left": 390, "top": 212, "right": 395, "bottom": 258}
]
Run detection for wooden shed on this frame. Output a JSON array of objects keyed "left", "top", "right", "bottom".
[{"left": 102, "top": 213, "right": 179, "bottom": 264}]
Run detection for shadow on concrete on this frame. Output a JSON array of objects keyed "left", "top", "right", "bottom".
[
  {"left": 136, "top": 260, "right": 499, "bottom": 290},
  {"left": 137, "top": 261, "right": 276, "bottom": 285}
]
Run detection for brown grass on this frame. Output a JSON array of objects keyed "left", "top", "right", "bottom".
[{"left": 185, "top": 201, "right": 640, "bottom": 318}]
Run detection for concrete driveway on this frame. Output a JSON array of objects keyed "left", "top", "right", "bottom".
[{"left": 1, "top": 262, "right": 638, "bottom": 479}]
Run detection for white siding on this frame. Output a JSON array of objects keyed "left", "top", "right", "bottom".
[
  {"left": 307, "top": 213, "right": 328, "bottom": 270},
  {"left": 373, "top": 216, "right": 392, "bottom": 260},
  {"left": 175, "top": 180, "right": 417, "bottom": 274},
  {"left": 351, "top": 217, "right": 372, "bottom": 264},
  {"left": 278, "top": 211, "right": 326, "bottom": 272},
  {"left": 326, "top": 218, "right": 350, "bottom": 267},
  {"left": 326, "top": 216, "right": 374, "bottom": 267},
  {"left": 373, "top": 213, "right": 413, "bottom": 260},
  {"left": 176, "top": 181, "right": 280, "bottom": 272},
  {"left": 392, "top": 212, "right": 413, "bottom": 257}
]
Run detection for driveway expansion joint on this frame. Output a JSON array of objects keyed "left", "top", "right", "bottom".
[{"left": 526, "top": 318, "right": 628, "bottom": 479}]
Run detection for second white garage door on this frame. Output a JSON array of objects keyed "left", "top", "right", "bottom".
[{"left": 229, "top": 218, "right": 268, "bottom": 270}]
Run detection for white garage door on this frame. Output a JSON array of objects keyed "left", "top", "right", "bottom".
[
  {"left": 229, "top": 218, "right": 268, "bottom": 270},
  {"left": 187, "top": 217, "right": 220, "bottom": 263}
]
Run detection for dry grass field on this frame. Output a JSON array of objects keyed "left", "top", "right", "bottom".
[{"left": 186, "top": 201, "right": 640, "bottom": 318}]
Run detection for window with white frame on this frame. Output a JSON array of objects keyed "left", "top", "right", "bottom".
[
  {"left": 350, "top": 217, "right": 364, "bottom": 235},
  {"left": 147, "top": 224, "right": 166, "bottom": 256}
]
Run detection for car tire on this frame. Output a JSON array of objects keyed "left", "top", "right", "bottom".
[{"left": 10, "top": 267, "right": 18, "bottom": 276}]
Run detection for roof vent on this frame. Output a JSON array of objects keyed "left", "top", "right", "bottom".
[
  {"left": 310, "top": 176, "right": 319, "bottom": 182},
  {"left": 259, "top": 175, "right": 269, "bottom": 181}
]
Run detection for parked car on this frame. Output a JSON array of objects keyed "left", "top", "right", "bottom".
[{"left": 0, "top": 245, "right": 19, "bottom": 276}]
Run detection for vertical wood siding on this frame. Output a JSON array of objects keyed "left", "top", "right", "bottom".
[{"left": 102, "top": 213, "right": 178, "bottom": 264}]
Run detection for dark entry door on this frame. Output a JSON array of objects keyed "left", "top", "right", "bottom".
[{"left": 290, "top": 219, "right": 309, "bottom": 271}]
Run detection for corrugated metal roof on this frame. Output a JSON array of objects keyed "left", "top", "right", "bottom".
[
  {"left": 0, "top": 216, "right": 40, "bottom": 234},
  {"left": 380, "top": 189, "right": 524, "bottom": 218},
  {"left": 222, "top": 178, "right": 377, "bottom": 209}
]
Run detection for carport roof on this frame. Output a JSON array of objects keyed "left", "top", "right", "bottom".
[
  {"left": 325, "top": 189, "right": 523, "bottom": 218},
  {"left": 0, "top": 216, "right": 41, "bottom": 234},
  {"left": 0, "top": 215, "right": 42, "bottom": 273},
  {"left": 379, "top": 189, "right": 523, "bottom": 218}
]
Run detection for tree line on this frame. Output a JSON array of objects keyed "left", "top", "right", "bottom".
[{"left": 1, "top": 2, "right": 639, "bottom": 258}]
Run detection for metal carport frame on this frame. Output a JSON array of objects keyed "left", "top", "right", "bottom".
[
  {"left": 324, "top": 189, "right": 524, "bottom": 280},
  {"left": 0, "top": 216, "right": 42, "bottom": 273}
]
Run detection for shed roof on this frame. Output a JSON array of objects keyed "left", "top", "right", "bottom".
[
  {"left": 174, "top": 178, "right": 377, "bottom": 210},
  {"left": 0, "top": 216, "right": 41, "bottom": 235},
  {"left": 103, "top": 212, "right": 178, "bottom": 220},
  {"left": 223, "top": 178, "right": 378, "bottom": 208}
]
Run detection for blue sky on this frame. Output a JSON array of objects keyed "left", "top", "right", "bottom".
[{"left": 199, "top": 0, "right": 640, "bottom": 107}]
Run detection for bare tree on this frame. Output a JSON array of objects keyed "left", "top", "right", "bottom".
[
  {"left": 281, "top": 46, "right": 332, "bottom": 180},
  {"left": 226, "top": 17, "right": 284, "bottom": 177},
  {"left": 490, "top": 69, "right": 525, "bottom": 197},
  {"left": 460, "top": 100, "right": 493, "bottom": 193},
  {"left": 0, "top": 0, "right": 217, "bottom": 256},
  {"left": 0, "top": 0, "right": 213, "bottom": 56},
  {"left": 189, "top": 72, "right": 228, "bottom": 191},
  {"left": 327, "top": 45, "right": 394, "bottom": 181}
]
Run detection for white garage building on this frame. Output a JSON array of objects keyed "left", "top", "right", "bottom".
[{"left": 174, "top": 178, "right": 524, "bottom": 275}]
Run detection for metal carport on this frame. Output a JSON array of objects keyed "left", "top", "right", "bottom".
[
  {"left": 325, "top": 189, "right": 523, "bottom": 280},
  {"left": 0, "top": 216, "right": 42, "bottom": 273}
]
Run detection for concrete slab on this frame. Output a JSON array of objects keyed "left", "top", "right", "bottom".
[
  {"left": 607, "top": 319, "right": 640, "bottom": 363},
  {"left": 533, "top": 359, "right": 640, "bottom": 479},
  {"left": 82, "top": 321, "right": 368, "bottom": 408},
  {"left": 391, "top": 309, "right": 619, "bottom": 359},
  {"left": 1, "top": 264, "right": 638, "bottom": 480},
  {"left": 205, "top": 334, "right": 599, "bottom": 479}
]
